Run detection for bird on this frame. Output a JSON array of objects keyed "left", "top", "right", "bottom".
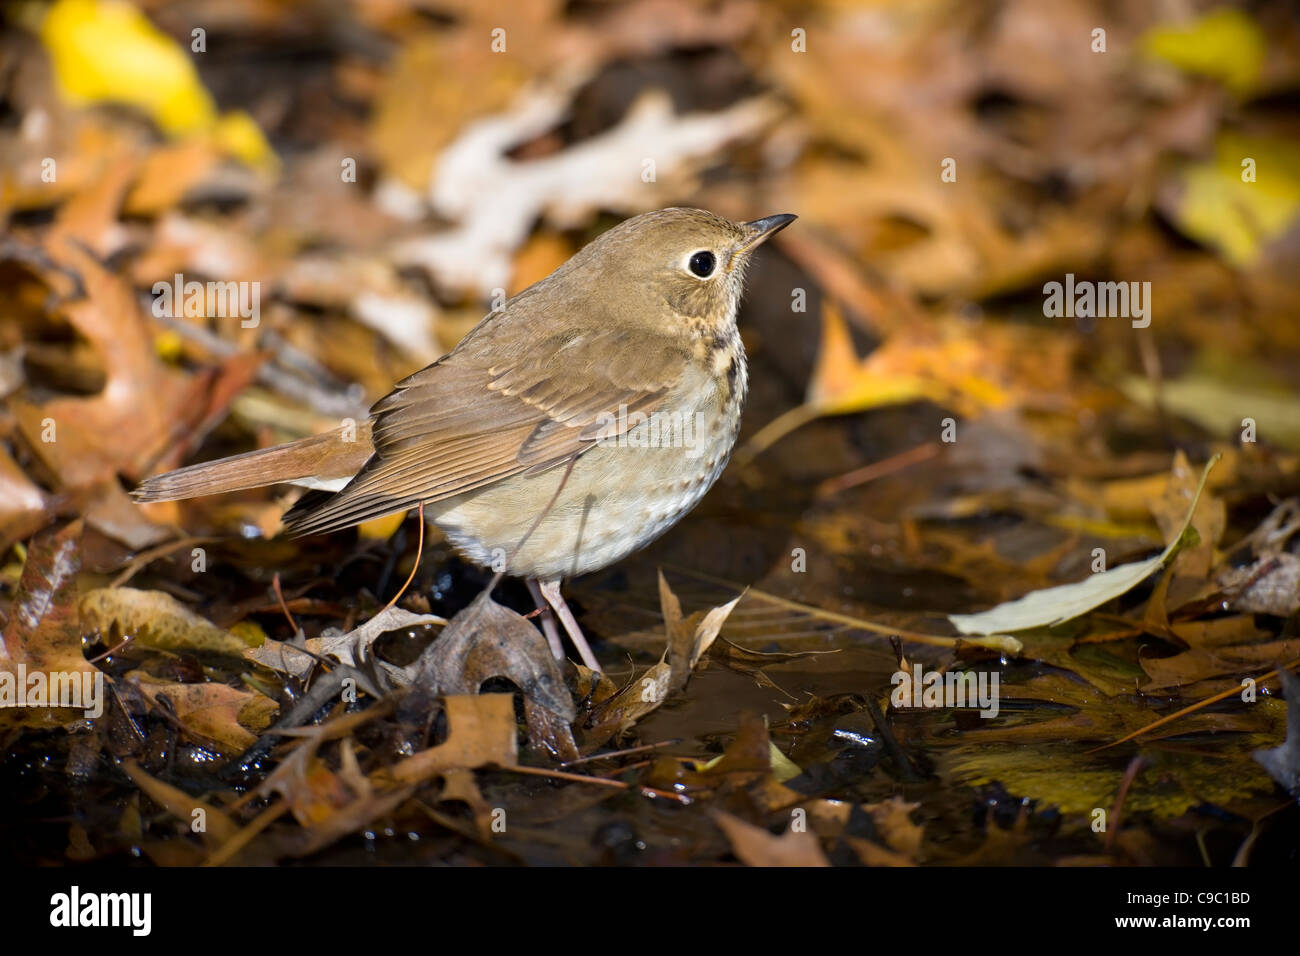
[{"left": 132, "top": 207, "right": 796, "bottom": 672}]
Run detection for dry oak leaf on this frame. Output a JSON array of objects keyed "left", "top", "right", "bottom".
[
  {"left": 14, "top": 251, "right": 210, "bottom": 488},
  {"left": 385, "top": 693, "right": 519, "bottom": 787}
]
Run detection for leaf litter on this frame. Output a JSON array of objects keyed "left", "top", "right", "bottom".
[{"left": 2, "top": 0, "right": 1300, "bottom": 867}]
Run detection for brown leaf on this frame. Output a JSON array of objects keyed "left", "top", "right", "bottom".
[
  {"left": 661, "top": 569, "right": 741, "bottom": 691},
  {"left": 706, "top": 637, "right": 837, "bottom": 698},
  {"left": 1150, "top": 449, "right": 1225, "bottom": 579},
  {"left": 14, "top": 250, "right": 209, "bottom": 488},
  {"left": 583, "top": 579, "right": 744, "bottom": 749},
  {"left": 1141, "top": 638, "right": 1300, "bottom": 692},
  {"left": 406, "top": 590, "right": 573, "bottom": 723},
  {"left": 120, "top": 759, "right": 239, "bottom": 847},
  {"left": 863, "top": 796, "right": 925, "bottom": 858},
  {"left": 582, "top": 660, "right": 672, "bottom": 750},
  {"left": 387, "top": 694, "right": 518, "bottom": 786},
  {"left": 713, "top": 811, "right": 830, "bottom": 867},
  {"left": 1, "top": 521, "right": 97, "bottom": 729},
  {"left": 134, "top": 676, "right": 278, "bottom": 753},
  {"left": 0, "top": 446, "right": 51, "bottom": 550}
]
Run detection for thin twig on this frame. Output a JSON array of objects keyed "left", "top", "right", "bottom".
[
  {"left": 662, "top": 563, "right": 1022, "bottom": 654},
  {"left": 504, "top": 763, "right": 691, "bottom": 803},
  {"left": 381, "top": 502, "right": 424, "bottom": 613},
  {"left": 814, "top": 442, "right": 941, "bottom": 498},
  {"left": 560, "top": 738, "right": 682, "bottom": 768},
  {"left": 1088, "top": 657, "right": 1300, "bottom": 753},
  {"left": 272, "top": 573, "right": 300, "bottom": 637}
]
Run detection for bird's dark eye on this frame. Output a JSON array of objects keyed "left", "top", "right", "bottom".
[{"left": 688, "top": 251, "right": 716, "bottom": 278}]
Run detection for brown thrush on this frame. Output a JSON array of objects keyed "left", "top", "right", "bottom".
[{"left": 132, "top": 207, "right": 796, "bottom": 670}]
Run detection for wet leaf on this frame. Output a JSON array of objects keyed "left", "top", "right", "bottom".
[
  {"left": 950, "top": 456, "right": 1218, "bottom": 635},
  {"left": 120, "top": 759, "right": 239, "bottom": 847},
  {"left": 81, "top": 587, "right": 249, "bottom": 656},
  {"left": 942, "top": 743, "right": 1276, "bottom": 818},
  {"left": 713, "top": 811, "right": 830, "bottom": 867},
  {"left": 1219, "top": 554, "right": 1300, "bottom": 616},
  {"left": 311, "top": 605, "right": 446, "bottom": 670},
  {"left": 583, "top": 577, "right": 742, "bottom": 748},
  {"left": 134, "top": 675, "right": 278, "bottom": 752},
  {"left": 406, "top": 591, "right": 572, "bottom": 722},
  {"left": 660, "top": 569, "right": 741, "bottom": 691},
  {"left": 387, "top": 694, "right": 519, "bottom": 787},
  {"left": 0, "top": 521, "right": 97, "bottom": 728}
]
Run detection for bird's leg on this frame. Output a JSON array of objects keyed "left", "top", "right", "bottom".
[
  {"left": 538, "top": 578, "right": 601, "bottom": 673},
  {"left": 526, "top": 577, "right": 565, "bottom": 661}
]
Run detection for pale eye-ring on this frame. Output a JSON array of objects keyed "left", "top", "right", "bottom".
[{"left": 687, "top": 250, "right": 716, "bottom": 278}]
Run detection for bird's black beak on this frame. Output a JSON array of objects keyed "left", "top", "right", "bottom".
[{"left": 738, "top": 213, "right": 797, "bottom": 253}]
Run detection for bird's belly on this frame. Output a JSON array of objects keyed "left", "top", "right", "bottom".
[{"left": 428, "top": 397, "right": 738, "bottom": 580}]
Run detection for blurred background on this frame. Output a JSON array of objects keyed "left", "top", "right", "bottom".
[{"left": 3, "top": 0, "right": 1300, "bottom": 865}]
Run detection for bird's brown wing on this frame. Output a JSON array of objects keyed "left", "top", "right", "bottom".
[{"left": 281, "top": 323, "right": 688, "bottom": 536}]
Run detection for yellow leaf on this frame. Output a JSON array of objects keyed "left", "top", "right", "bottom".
[
  {"left": 42, "top": 0, "right": 216, "bottom": 133},
  {"left": 768, "top": 741, "right": 802, "bottom": 783},
  {"left": 808, "top": 301, "right": 943, "bottom": 414},
  {"left": 1169, "top": 133, "right": 1300, "bottom": 267},
  {"left": 212, "top": 110, "right": 277, "bottom": 170},
  {"left": 40, "top": 0, "right": 275, "bottom": 169},
  {"left": 80, "top": 587, "right": 248, "bottom": 656},
  {"left": 1141, "top": 8, "right": 1266, "bottom": 96}
]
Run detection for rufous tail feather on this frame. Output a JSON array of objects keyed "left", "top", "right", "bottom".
[{"left": 131, "top": 421, "right": 373, "bottom": 503}]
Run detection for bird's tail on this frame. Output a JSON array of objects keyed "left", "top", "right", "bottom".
[{"left": 130, "top": 420, "right": 374, "bottom": 503}]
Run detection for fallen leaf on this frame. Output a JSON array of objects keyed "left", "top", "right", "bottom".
[
  {"left": 0, "top": 446, "right": 51, "bottom": 550},
  {"left": 660, "top": 569, "right": 741, "bottom": 691},
  {"left": 14, "top": 251, "right": 213, "bottom": 488},
  {"left": 310, "top": 605, "right": 445, "bottom": 670},
  {"left": 713, "top": 811, "right": 830, "bottom": 867},
  {"left": 40, "top": 0, "right": 275, "bottom": 168},
  {"left": 0, "top": 521, "right": 98, "bottom": 729},
  {"left": 387, "top": 694, "right": 519, "bottom": 786},
  {"left": 134, "top": 675, "right": 278, "bottom": 752},
  {"left": 120, "top": 759, "right": 239, "bottom": 847},
  {"left": 864, "top": 796, "right": 925, "bottom": 858},
  {"left": 81, "top": 587, "right": 249, "bottom": 656},
  {"left": 949, "top": 455, "right": 1219, "bottom": 635},
  {"left": 1141, "top": 8, "right": 1266, "bottom": 97},
  {"left": 583, "top": 577, "right": 742, "bottom": 748},
  {"left": 1158, "top": 132, "right": 1300, "bottom": 268},
  {"left": 1220, "top": 554, "right": 1300, "bottom": 616},
  {"left": 404, "top": 591, "right": 572, "bottom": 723}
]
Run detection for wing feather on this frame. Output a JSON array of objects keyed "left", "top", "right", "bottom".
[{"left": 282, "top": 322, "right": 688, "bottom": 537}]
